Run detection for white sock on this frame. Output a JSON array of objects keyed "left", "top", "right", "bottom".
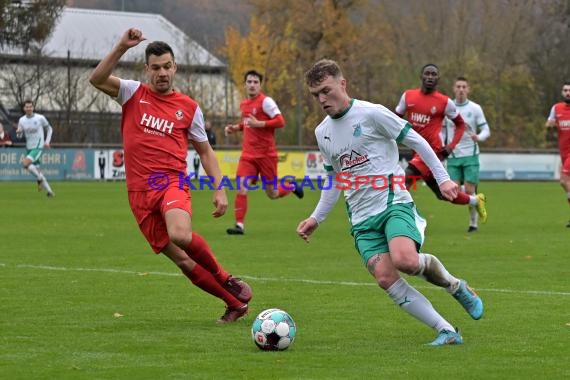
[
  {"left": 42, "top": 178, "right": 54, "bottom": 194},
  {"left": 27, "top": 164, "right": 44, "bottom": 181},
  {"left": 417, "top": 253, "right": 460, "bottom": 293},
  {"left": 469, "top": 205, "right": 478, "bottom": 227},
  {"left": 468, "top": 195, "right": 478, "bottom": 206},
  {"left": 236, "top": 222, "right": 244, "bottom": 229},
  {"left": 386, "top": 278, "right": 454, "bottom": 332}
]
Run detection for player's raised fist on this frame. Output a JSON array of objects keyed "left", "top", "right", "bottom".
[{"left": 120, "top": 28, "right": 146, "bottom": 49}]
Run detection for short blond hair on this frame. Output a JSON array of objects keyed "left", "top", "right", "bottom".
[{"left": 305, "top": 59, "right": 343, "bottom": 87}]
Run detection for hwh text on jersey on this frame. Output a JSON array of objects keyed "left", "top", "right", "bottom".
[
  {"left": 140, "top": 113, "right": 174, "bottom": 135},
  {"left": 410, "top": 112, "right": 431, "bottom": 125}
]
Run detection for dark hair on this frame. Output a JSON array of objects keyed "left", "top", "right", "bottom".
[
  {"left": 564, "top": 80, "right": 570, "bottom": 86},
  {"left": 421, "top": 63, "right": 439, "bottom": 74},
  {"left": 244, "top": 70, "right": 263, "bottom": 83},
  {"left": 456, "top": 76, "right": 468, "bottom": 82},
  {"left": 22, "top": 99, "right": 34, "bottom": 111},
  {"left": 145, "top": 41, "right": 175, "bottom": 64},
  {"left": 305, "top": 59, "right": 343, "bottom": 87}
]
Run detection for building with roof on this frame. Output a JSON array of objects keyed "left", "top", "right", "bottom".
[{"left": 0, "top": 7, "right": 238, "bottom": 144}]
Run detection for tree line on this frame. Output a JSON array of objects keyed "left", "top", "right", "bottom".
[
  {"left": 1, "top": 0, "right": 568, "bottom": 149},
  {"left": 222, "top": 0, "right": 570, "bottom": 149}
]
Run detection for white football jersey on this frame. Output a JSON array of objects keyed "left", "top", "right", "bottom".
[
  {"left": 18, "top": 113, "right": 52, "bottom": 150},
  {"left": 443, "top": 100, "right": 489, "bottom": 158},
  {"left": 315, "top": 99, "right": 414, "bottom": 225}
]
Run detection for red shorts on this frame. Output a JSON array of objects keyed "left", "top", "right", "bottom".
[
  {"left": 562, "top": 155, "right": 570, "bottom": 176},
  {"left": 408, "top": 154, "right": 435, "bottom": 181},
  {"left": 236, "top": 156, "right": 278, "bottom": 185},
  {"left": 128, "top": 186, "right": 192, "bottom": 253}
]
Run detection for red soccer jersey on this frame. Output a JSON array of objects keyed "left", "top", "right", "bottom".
[
  {"left": 550, "top": 102, "right": 570, "bottom": 161},
  {"left": 239, "top": 93, "right": 283, "bottom": 159},
  {"left": 396, "top": 89, "right": 458, "bottom": 151},
  {"left": 120, "top": 82, "right": 206, "bottom": 191}
]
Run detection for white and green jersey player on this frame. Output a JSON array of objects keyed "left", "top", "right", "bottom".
[
  {"left": 298, "top": 60, "right": 484, "bottom": 346},
  {"left": 297, "top": 60, "right": 483, "bottom": 346},
  {"left": 443, "top": 99, "right": 490, "bottom": 178},
  {"left": 313, "top": 98, "right": 451, "bottom": 263},
  {"left": 16, "top": 100, "right": 55, "bottom": 196},
  {"left": 442, "top": 78, "right": 490, "bottom": 231},
  {"left": 18, "top": 112, "right": 53, "bottom": 159}
]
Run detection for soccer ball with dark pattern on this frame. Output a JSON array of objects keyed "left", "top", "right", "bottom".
[{"left": 251, "top": 308, "right": 297, "bottom": 351}]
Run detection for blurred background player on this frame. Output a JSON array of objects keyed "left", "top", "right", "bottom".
[
  {"left": 545, "top": 80, "right": 570, "bottom": 227},
  {"left": 0, "top": 121, "right": 13, "bottom": 147},
  {"left": 205, "top": 120, "right": 216, "bottom": 148},
  {"left": 298, "top": 59, "right": 483, "bottom": 346},
  {"left": 191, "top": 120, "right": 216, "bottom": 180},
  {"left": 395, "top": 64, "right": 487, "bottom": 223},
  {"left": 89, "top": 28, "right": 252, "bottom": 323},
  {"left": 224, "top": 70, "right": 303, "bottom": 235},
  {"left": 443, "top": 77, "right": 491, "bottom": 232},
  {"left": 16, "top": 100, "right": 55, "bottom": 197}
]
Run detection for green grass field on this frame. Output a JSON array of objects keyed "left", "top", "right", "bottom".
[{"left": 1, "top": 181, "right": 569, "bottom": 379}]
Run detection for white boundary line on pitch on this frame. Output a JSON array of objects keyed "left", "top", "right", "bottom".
[{"left": 3, "top": 263, "right": 570, "bottom": 297}]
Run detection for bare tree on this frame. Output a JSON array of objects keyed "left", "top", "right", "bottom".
[
  {"left": 0, "top": 45, "right": 56, "bottom": 107},
  {"left": 0, "top": 0, "right": 65, "bottom": 52}
]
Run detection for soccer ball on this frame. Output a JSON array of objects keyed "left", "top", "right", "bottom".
[{"left": 251, "top": 308, "right": 297, "bottom": 351}]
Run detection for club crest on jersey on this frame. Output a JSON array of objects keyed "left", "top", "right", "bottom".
[
  {"left": 430, "top": 106, "right": 437, "bottom": 114},
  {"left": 352, "top": 124, "right": 362, "bottom": 137},
  {"left": 175, "top": 110, "right": 184, "bottom": 120},
  {"left": 252, "top": 107, "right": 257, "bottom": 115},
  {"left": 339, "top": 150, "right": 370, "bottom": 171}
]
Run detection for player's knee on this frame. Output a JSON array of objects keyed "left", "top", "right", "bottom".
[
  {"left": 464, "top": 182, "right": 476, "bottom": 195},
  {"left": 375, "top": 269, "right": 404, "bottom": 290},
  {"left": 174, "top": 255, "right": 195, "bottom": 272},
  {"left": 391, "top": 253, "right": 420, "bottom": 275},
  {"left": 376, "top": 275, "right": 398, "bottom": 290},
  {"left": 168, "top": 228, "right": 192, "bottom": 248}
]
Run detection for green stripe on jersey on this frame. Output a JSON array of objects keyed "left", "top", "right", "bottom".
[
  {"left": 396, "top": 123, "right": 412, "bottom": 144},
  {"left": 387, "top": 174, "right": 394, "bottom": 206}
]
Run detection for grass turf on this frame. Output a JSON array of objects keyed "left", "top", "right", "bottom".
[{"left": 1, "top": 181, "right": 569, "bottom": 379}]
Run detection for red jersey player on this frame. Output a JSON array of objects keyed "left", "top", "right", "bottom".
[
  {"left": 89, "top": 28, "right": 252, "bottom": 323},
  {"left": 545, "top": 80, "right": 570, "bottom": 227},
  {"left": 395, "top": 64, "right": 487, "bottom": 223},
  {"left": 225, "top": 70, "right": 303, "bottom": 235}
]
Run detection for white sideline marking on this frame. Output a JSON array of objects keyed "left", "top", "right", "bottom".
[{"left": 3, "top": 263, "right": 570, "bottom": 297}]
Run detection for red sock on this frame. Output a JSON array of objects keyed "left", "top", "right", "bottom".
[
  {"left": 186, "top": 232, "right": 229, "bottom": 284},
  {"left": 451, "top": 191, "right": 470, "bottom": 205},
  {"left": 184, "top": 265, "right": 242, "bottom": 308},
  {"left": 277, "top": 183, "right": 293, "bottom": 198},
  {"left": 235, "top": 194, "right": 247, "bottom": 224}
]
